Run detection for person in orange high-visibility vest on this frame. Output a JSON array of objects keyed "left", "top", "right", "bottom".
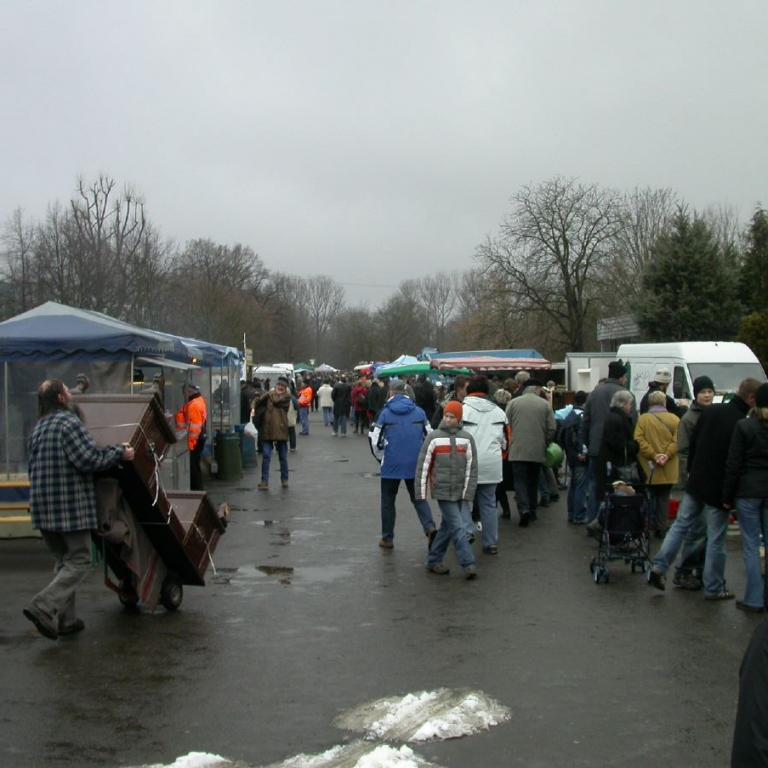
[
  {"left": 297, "top": 380, "right": 313, "bottom": 436},
  {"left": 175, "top": 383, "right": 208, "bottom": 490}
]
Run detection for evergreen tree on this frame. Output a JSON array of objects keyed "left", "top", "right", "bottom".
[
  {"left": 739, "top": 207, "right": 768, "bottom": 313},
  {"left": 635, "top": 208, "right": 741, "bottom": 341}
]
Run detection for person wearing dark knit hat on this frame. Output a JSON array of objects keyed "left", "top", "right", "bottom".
[
  {"left": 581, "top": 360, "right": 632, "bottom": 523},
  {"left": 667, "top": 374, "right": 716, "bottom": 589},
  {"left": 693, "top": 376, "right": 715, "bottom": 398}
]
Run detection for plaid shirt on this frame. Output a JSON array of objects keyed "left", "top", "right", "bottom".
[{"left": 29, "top": 409, "right": 124, "bottom": 532}]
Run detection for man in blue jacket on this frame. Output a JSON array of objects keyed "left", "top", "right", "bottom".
[{"left": 369, "top": 379, "right": 436, "bottom": 549}]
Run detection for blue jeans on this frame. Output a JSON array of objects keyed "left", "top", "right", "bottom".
[
  {"left": 735, "top": 498, "right": 768, "bottom": 608},
  {"left": 585, "top": 457, "right": 601, "bottom": 523},
  {"left": 475, "top": 483, "right": 498, "bottom": 549},
  {"left": 334, "top": 413, "right": 348, "bottom": 435},
  {"left": 653, "top": 492, "right": 705, "bottom": 573},
  {"left": 567, "top": 462, "right": 588, "bottom": 522},
  {"left": 262, "top": 440, "right": 289, "bottom": 483},
  {"left": 299, "top": 407, "right": 310, "bottom": 434},
  {"left": 380, "top": 478, "right": 435, "bottom": 542},
  {"left": 703, "top": 503, "right": 731, "bottom": 596},
  {"left": 322, "top": 407, "right": 333, "bottom": 426},
  {"left": 429, "top": 500, "right": 476, "bottom": 569}
]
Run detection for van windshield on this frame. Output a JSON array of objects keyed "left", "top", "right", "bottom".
[{"left": 688, "top": 363, "right": 766, "bottom": 393}]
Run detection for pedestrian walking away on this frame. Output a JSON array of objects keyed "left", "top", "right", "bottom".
[
  {"left": 369, "top": 379, "right": 436, "bottom": 549},
  {"left": 24, "top": 379, "right": 135, "bottom": 640},
  {"left": 462, "top": 376, "right": 508, "bottom": 554}
]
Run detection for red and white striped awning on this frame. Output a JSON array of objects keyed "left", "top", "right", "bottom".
[{"left": 430, "top": 356, "right": 551, "bottom": 372}]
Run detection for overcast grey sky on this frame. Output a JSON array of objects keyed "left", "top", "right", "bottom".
[{"left": 2, "top": 1, "right": 766, "bottom": 306}]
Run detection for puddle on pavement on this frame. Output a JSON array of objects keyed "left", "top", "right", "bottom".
[{"left": 211, "top": 563, "right": 352, "bottom": 588}]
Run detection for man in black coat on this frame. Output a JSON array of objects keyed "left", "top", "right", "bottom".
[
  {"left": 331, "top": 376, "right": 353, "bottom": 437},
  {"left": 686, "top": 378, "right": 760, "bottom": 600}
]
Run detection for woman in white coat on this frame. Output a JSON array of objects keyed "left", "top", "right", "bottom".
[{"left": 462, "top": 376, "right": 508, "bottom": 555}]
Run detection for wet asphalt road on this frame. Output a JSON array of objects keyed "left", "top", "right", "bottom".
[{"left": 0, "top": 411, "right": 762, "bottom": 767}]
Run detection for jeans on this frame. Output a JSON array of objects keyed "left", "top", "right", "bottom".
[
  {"left": 299, "top": 407, "right": 310, "bottom": 434},
  {"left": 380, "top": 478, "right": 435, "bottom": 542},
  {"left": 703, "top": 503, "right": 731, "bottom": 596},
  {"left": 585, "top": 457, "right": 601, "bottom": 523},
  {"left": 567, "top": 462, "right": 588, "bottom": 522},
  {"left": 475, "top": 483, "right": 498, "bottom": 549},
  {"left": 322, "top": 406, "right": 333, "bottom": 426},
  {"left": 511, "top": 461, "right": 541, "bottom": 518},
  {"left": 32, "top": 530, "right": 92, "bottom": 626},
  {"left": 735, "top": 498, "right": 768, "bottom": 608},
  {"left": 262, "top": 440, "right": 289, "bottom": 483},
  {"left": 653, "top": 492, "right": 705, "bottom": 573},
  {"left": 333, "top": 413, "right": 348, "bottom": 436},
  {"left": 429, "top": 500, "right": 476, "bottom": 569}
]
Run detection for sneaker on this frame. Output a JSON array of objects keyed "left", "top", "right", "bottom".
[
  {"left": 647, "top": 569, "right": 666, "bottom": 591},
  {"left": 705, "top": 590, "right": 735, "bottom": 601},
  {"left": 59, "top": 618, "right": 85, "bottom": 636},
  {"left": 427, "top": 563, "right": 450, "bottom": 575},
  {"left": 482, "top": 546, "right": 498, "bottom": 555},
  {"left": 257, "top": 482, "right": 268, "bottom": 491},
  {"left": 736, "top": 600, "right": 765, "bottom": 613},
  {"left": 464, "top": 566, "right": 478, "bottom": 580},
  {"left": 673, "top": 572, "right": 702, "bottom": 591},
  {"left": 378, "top": 539, "right": 394, "bottom": 549},
  {"left": 23, "top": 607, "right": 58, "bottom": 640},
  {"left": 281, "top": 481, "right": 289, "bottom": 489}
]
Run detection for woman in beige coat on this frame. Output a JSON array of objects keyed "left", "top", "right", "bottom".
[{"left": 634, "top": 390, "right": 680, "bottom": 537}]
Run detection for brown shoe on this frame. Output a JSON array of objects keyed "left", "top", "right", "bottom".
[{"left": 378, "top": 539, "right": 394, "bottom": 549}]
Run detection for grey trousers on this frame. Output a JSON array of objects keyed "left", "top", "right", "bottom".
[{"left": 31, "top": 530, "right": 92, "bottom": 626}]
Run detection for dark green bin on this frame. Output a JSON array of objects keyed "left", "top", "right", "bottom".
[{"left": 214, "top": 432, "right": 243, "bottom": 481}]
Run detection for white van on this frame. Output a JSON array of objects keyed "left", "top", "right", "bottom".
[{"left": 616, "top": 341, "right": 766, "bottom": 405}]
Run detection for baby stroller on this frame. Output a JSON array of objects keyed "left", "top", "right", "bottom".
[{"left": 590, "top": 484, "right": 652, "bottom": 585}]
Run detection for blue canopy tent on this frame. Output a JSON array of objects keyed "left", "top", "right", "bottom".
[{"left": 0, "top": 302, "right": 242, "bottom": 476}]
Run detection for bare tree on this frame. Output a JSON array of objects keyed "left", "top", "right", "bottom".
[
  {"left": 304, "top": 275, "right": 345, "bottom": 362},
  {"left": 604, "top": 187, "right": 679, "bottom": 310},
  {"left": 1, "top": 208, "right": 36, "bottom": 313},
  {"left": 410, "top": 272, "right": 459, "bottom": 349},
  {"left": 166, "top": 239, "right": 270, "bottom": 346},
  {"left": 477, "top": 177, "right": 623, "bottom": 351}
]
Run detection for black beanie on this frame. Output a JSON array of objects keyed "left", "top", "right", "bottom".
[
  {"left": 693, "top": 376, "right": 715, "bottom": 398},
  {"left": 608, "top": 361, "right": 626, "bottom": 379}
]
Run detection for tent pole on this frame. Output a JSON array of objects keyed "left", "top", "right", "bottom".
[{"left": 4, "top": 362, "right": 9, "bottom": 478}]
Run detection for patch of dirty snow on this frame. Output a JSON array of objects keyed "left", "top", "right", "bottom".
[{"left": 335, "top": 688, "right": 511, "bottom": 743}]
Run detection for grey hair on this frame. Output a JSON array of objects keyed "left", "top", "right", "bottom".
[{"left": 610, "top": 390, "right": 634, "bottom": 409}]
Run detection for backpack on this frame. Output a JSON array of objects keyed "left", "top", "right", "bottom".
[{"left": 559, "top": 410, "right": 584, "bottom": 464}]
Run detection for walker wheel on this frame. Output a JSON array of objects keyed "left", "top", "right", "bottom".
[{"left": 160, "top": 575, "right": 183, "bottom": 611}]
